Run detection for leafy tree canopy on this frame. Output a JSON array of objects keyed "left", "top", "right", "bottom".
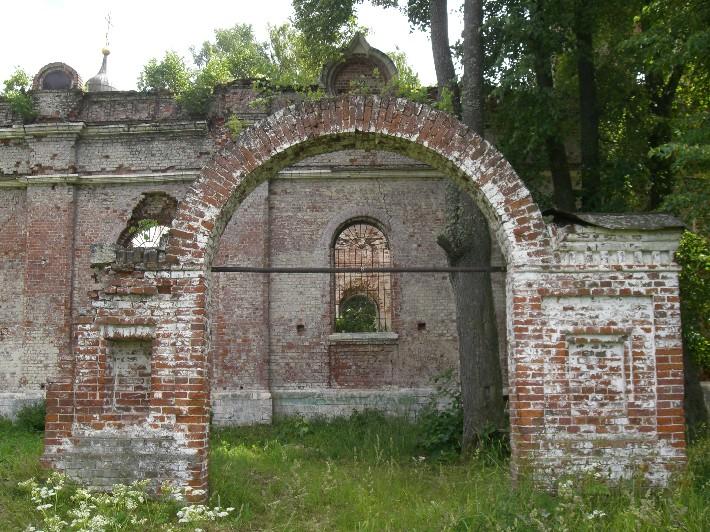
[{"left": 1, "top": 67, "right": 35, "bottom": 122}]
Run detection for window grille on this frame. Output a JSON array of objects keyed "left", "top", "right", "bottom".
[
  {"left": 333, "top": 222, "right": 392, "bottom": 332},
  {"left": 130, "top": 225, "right": 169, "bottom": 248}
]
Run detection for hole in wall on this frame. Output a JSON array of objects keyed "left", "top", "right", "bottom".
[{"left": 105, "top": 339, "right": 152, "bottom": 416}]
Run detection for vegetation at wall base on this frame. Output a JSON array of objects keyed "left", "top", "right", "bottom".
[
  {"left": 13, "top": 400, "right": 46, "bottom": 433},
  {"left": 1, "top": 413, "right": 708, "bottom": 531}
]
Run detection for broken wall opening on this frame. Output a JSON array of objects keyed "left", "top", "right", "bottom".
[{"left": 104, "top": 339, "right": 152, "bottom": 417}]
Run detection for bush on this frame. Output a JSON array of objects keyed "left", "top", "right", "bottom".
[
  {"left": 14, "top": 401, "right": 46, "bottom": 433},
  {"left": 416, "top": 371, "right": 511, "bottom": 462},
  {"left": 416, "top": 370, "right": 463, "bottom": 458},
  {"left": 676, "top": 231, "right": 710, "bottom": 376}
]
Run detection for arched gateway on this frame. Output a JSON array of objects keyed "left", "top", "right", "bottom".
[{"left": 43, "top": 96, "right": 686, "bottom": 500}]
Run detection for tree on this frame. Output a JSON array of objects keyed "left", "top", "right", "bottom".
[
  {"left": 428, "top": 0, "right": 461, "bottom": 115},
  {"left": 1, "top": 68, "right": 35, "bottom": 122},
  {"left": 573, "top": 0, "right": 602, "bottom": 210},
  {"left": 138, "top": 23, "right": 329, "bottom": 116},
  {"left": 137, "top": 51, "right": 192, "bottom": 94},
  {"left": 486, "top": 0, "right": 576, "bottom": 211},
  {"left": 444, "top": 0, "right": 506, "bottom": 449}
]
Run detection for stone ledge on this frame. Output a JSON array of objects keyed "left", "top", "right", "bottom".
[
  {"left": 271, "top": 387, "right": 438, "bottom": 420},
  {"left": 328, "top": 332, "right": 399, "bottom": 344}
]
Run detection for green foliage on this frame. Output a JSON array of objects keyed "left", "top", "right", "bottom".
[
  {"left": 137, "top": 51, "right": 192, "bottom": 94},
  {"left": 264, "top": 23, "right": 330, "bottom": 88},
  {"left": 13, "top": 401, "right": 45, "bottom": 433},
  {"left": 416, "top": 369, "right": 463, "bottom": 458},
  {"left": 225, "top": 114, "right": 244, "bottom": 139},
  {"left": 335, "top": 295, "right": 378, "bottom": 332},
  {"left": 138, "top": 23, "right": 333, "bottom": 117},
  {"left": 181, "top": 56, "right": 232, "bottom": 116},
  {"left": 482, "top": 0, "right": 710, "bottom": 214},
  {"left": 291, "top": 0, "right": 388, "bottom": 51},
  {"left": 416, "top": 370, "right": 511, "bottom": 462},
  {"left": 127, "top": 218, "right": 159, "bottom": 235},
  {"left": 2, "top": 417, "right": 709, "bottom": 530},
  {"left": 1, "top": 68, "right": 36, "bottom": 122},
  {"left": 193, "top": 23, "right": 270, "bottom": 78},
  {"left": 383, "top": 49, "right": 429, "bottom": 103},
  {"left": 676, "top": 232, "right": 710, "bottom": 375}
]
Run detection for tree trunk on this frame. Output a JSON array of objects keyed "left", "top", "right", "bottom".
[
  {"left": 430, "top": 0, "right": 462, "bottom": 116},
  {"left": 433, "top": 0, "right": 505, "bottom": 452},
  {"left": 437, "top": 184, "right": 506, "bottom": 450},
  {"left": 646, "top": 65, "right": 683, "bottom": 209},
  {"left": 533, "top": 47, "right": 576, "bottom": 211},
  {"left": 574, "top": 0, "right": 602, "bottom": 211},
  {"left": 461, "top": 0, "right": 484, "bottom": 134}
]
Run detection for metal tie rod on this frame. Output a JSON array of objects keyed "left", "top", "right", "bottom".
[{"left": 212, "top": 266, "right": 506, "bottom": 273}]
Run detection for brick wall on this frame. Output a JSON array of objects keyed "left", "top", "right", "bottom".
[
  {"left": 1, "top": 93, "right": 686, "bottom": 499},
  {"left": 0, "top": 188, "right": 26, "bottom": 394}
]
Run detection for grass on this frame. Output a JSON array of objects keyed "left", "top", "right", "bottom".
[{"left": 0, "top": 412, "right": 708, "bottom": 531}]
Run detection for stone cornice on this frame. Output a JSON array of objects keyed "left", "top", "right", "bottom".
[
  {"left": 81, "top": 121, "right": 208, "bottom": 138},
  {"left": 0, "top": 171, "right": 199, "bottom": 187},
  {"left": 0, "top": 120, "right": 208, "bottom": 141},
  {"left": 0, "top": 122, "right": 85, "bottom": 140},
  {"left": 0, "top": 168, "right": 444, "bottom": 187}
]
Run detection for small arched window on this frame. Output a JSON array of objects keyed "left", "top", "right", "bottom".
[
  {"left": 117, "top": 192, "right": 177, "bottom": 249},
  {"left": 41, "top": 70, "right": 72, "bottom": 90},
  {"left": 333, "top": 221, "right": 392, "bottom": 332}
]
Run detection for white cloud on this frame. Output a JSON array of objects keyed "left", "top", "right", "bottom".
[{"left": 1, "top": 0, "right": 463, "bottom": 90}]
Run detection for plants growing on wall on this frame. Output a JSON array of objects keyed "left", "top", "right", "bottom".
[{"left": 1, "top": 68, "right": 36, "bottom": 122}]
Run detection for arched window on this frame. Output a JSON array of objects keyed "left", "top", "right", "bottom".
[
  {"left": 333, "top": 221, "right": 392, "bottom": 332},
  {"left": 117, "top": 192, "right": 177, "bottom": 249}
]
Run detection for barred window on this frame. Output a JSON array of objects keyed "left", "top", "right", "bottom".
[
  {"left": 333, "top": 221, "right": 392, "bottom": 332},
  {"left": 117, "top": 192, "right": 176, "bottom": 249},
  {"left": 130, "top": 224, "right": 169, "bottom": 248}
]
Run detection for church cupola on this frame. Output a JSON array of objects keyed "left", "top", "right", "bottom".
[{"left": 86, "top": 48, "right": 116, "bottom": 92}]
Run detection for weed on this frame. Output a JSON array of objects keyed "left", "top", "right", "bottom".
[
  {"left": 416, "top": 369, "right": 464, "bottom": 458},
  {"left": 14, "top": 400, "right": 46, "bottom": 433},
  {"left": 1, "top": 414, "right": 709, "bottom": 530}
]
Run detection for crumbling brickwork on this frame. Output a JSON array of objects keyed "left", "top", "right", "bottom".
[
  {"left": 16, "top": 95, "right": 681, "bottom": 500},
  {"left": 0, "top": 42, "right": 686, "bottom": 501}
]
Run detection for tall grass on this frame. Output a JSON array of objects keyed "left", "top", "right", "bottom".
[{"left": 1, "top": 413, "right": 708, "bottom": 530}]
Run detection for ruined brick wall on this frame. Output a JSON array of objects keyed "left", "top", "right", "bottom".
[
  {"left": 1, "top": 90, "right": 686, "bottom": 498},
  {"left": 211, "top": 182, "right": 271, "bottom": 425},
  {"left": 0, "top": 187, "right": 30, "bottom": 413},
  {"left": 0, "top": 105, "right": 208, "bottom": 419},
  {"left": 2, "top": 87, "right": 504, "bottom": 423},
  {"left": 509, "top": 224, "right": 685, "bottom": 484}
]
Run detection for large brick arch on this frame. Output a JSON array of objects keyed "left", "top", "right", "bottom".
[
  {"left": 44, "top": 95, "right": 685, "bottom": 501},
  {"left": 167, "top": 96, "right": 551, "bottom": 270}
]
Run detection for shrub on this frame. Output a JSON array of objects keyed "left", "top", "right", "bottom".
[
  {"left": 676, "top": 231, "right": 710, "bottom": 376},
  {"left": 14, "top": 401, "right": 46, "bottom": 433},
  {"left": 416, "top": 370, "right": 463, "bottom": 458}
]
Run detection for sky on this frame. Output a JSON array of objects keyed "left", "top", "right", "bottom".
[{"left": 1, "top": 0, "right": 464, "bottom": 91}]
